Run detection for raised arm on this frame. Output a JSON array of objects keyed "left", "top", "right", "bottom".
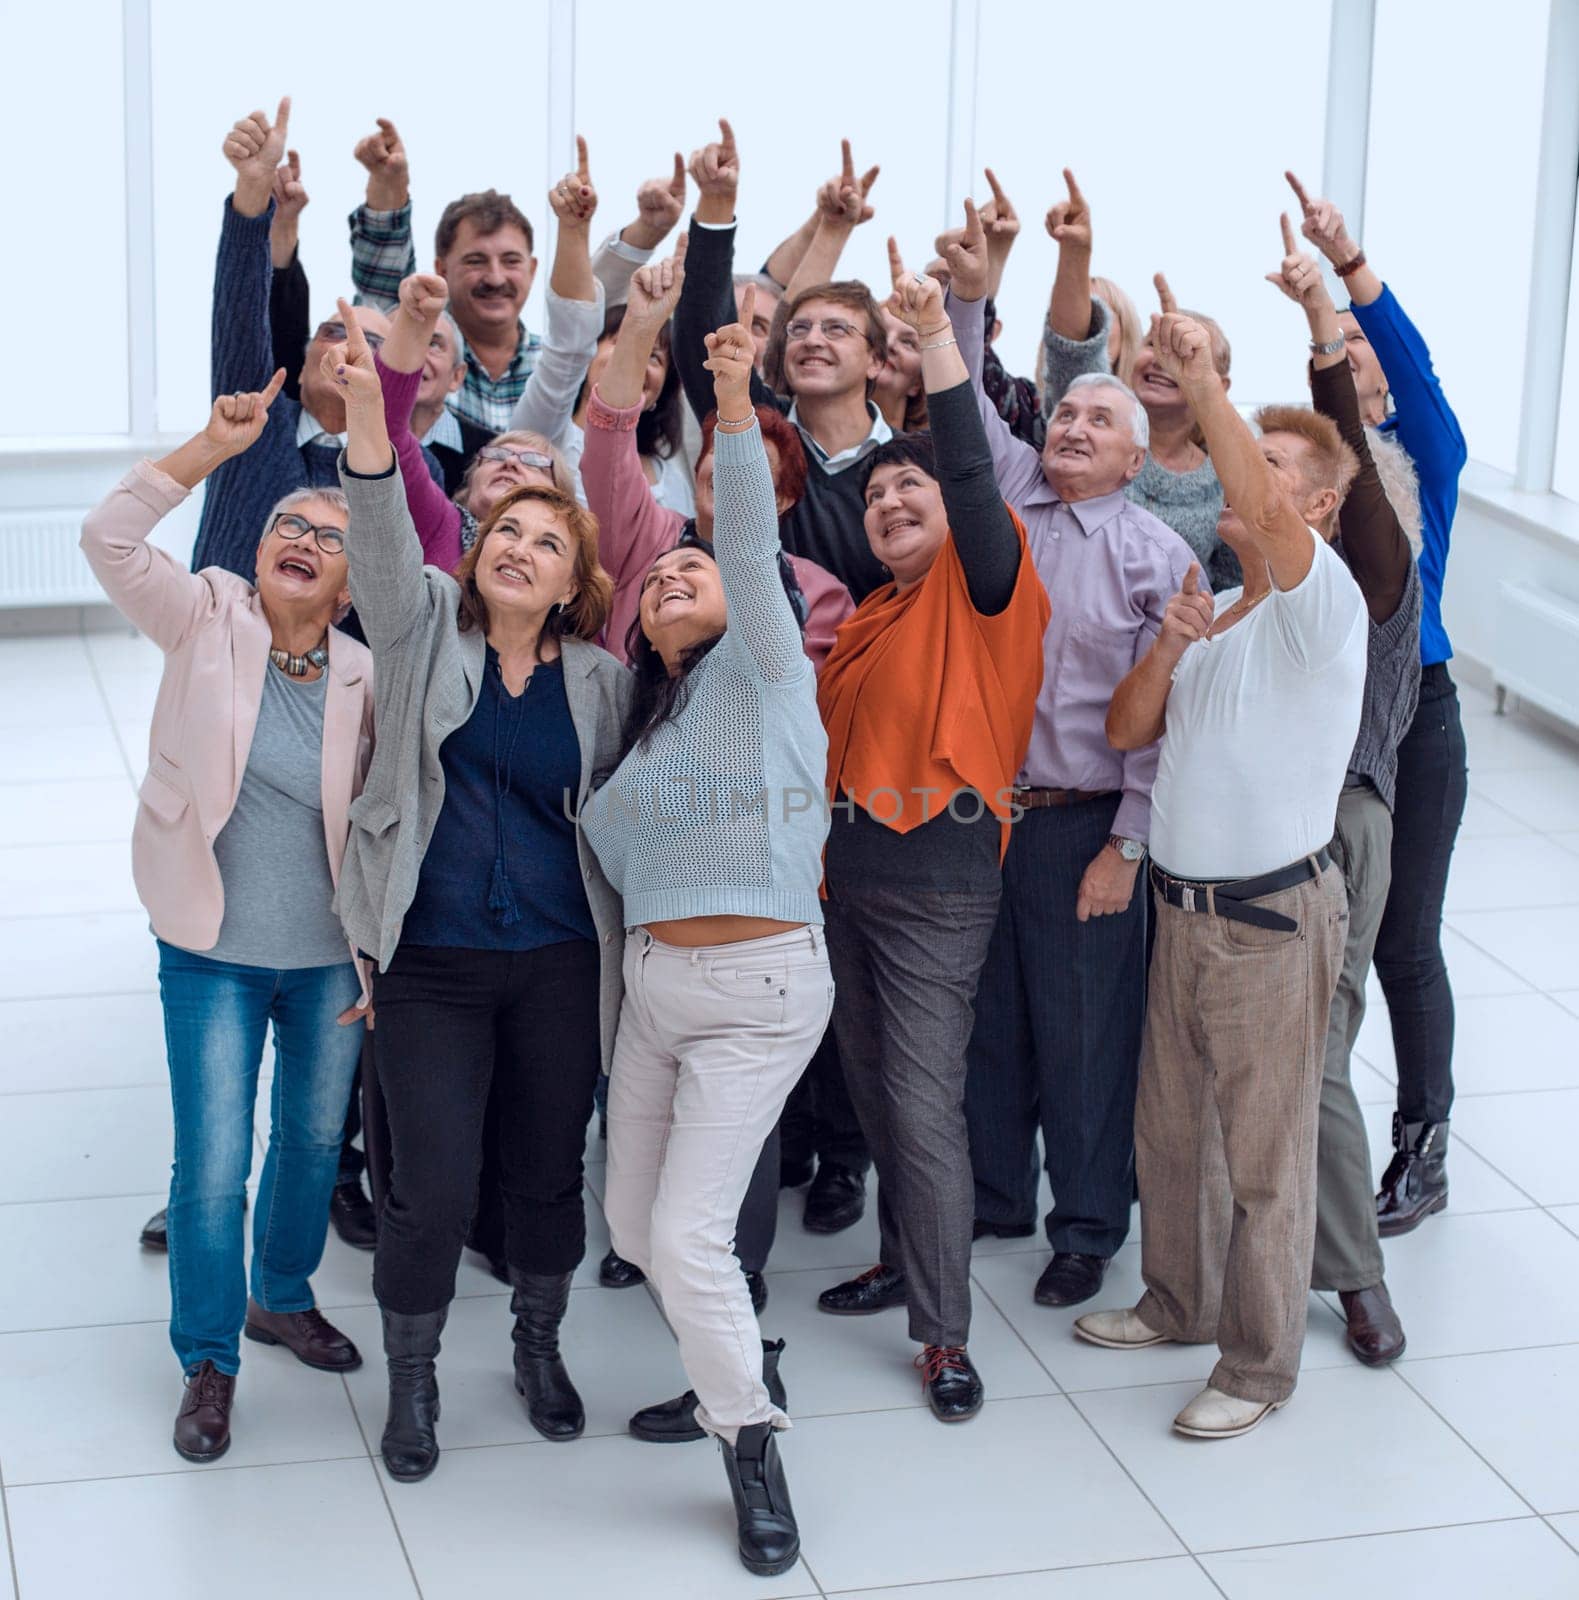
[
  {"left": 1154, "top": 275, "right": 1314, "bottom": 590},
  {"left": 83, "top": 372, "right": 287, "bottom": 652},
  {"left": 593, "top": 153, "right": 686, "bottom": 306},
  {"left": 349, "top": 118, "right": 415, "bottom": 310},
  {"left": 707, "top": 289, "right": 807, "bottom": 683},
  {"left": 1268, "top": 216, "right": 1410, "bottom": 621},
  {"left": 267, "top": 150, "right": 311, "bottom": 401},
  {"left": 582, "top": 240, "right": 691, "bottom": 594},
  {"left": 1107, "top": 562, "right": 1213, "bottom": 749},
  {"left": 508, "top": 138, "right": 606, "bottom": 440},
  {"left": 1045, "top": 168, "right": 1095, "bottom": 342},
  {"left": 378, "top": 274, "right": 465, "bottom": 570},
  {"left": 886, "top": 239, "right": 1019, "bottom": 616}
]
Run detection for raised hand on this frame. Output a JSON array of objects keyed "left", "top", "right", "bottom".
[
  {"left": 1264, "top": 213, "right": 1330, "bottom": 309},
  {"left": 626, "top": 233, "right": 689, "bottom": 326},
  {"left": 550, "top": 136, "right": 598, "bottom": 230},
  {"left": 354, "top": 118, "right": 409, "bottom": 210},
  {"left": 815, "top": 138, "right": 880, "bottom": 229},
  {"left": 1044, "top": 167, "right": 1091, "bottom": 253},
  {"left": 1285, "top": 170, "right": 1361, "bottom": 269},
  {"left": 689, "top": 118, "right": 741, "bottom": 200},
  {"left": 203, "top": 368, "right": 287, "bottom": 456},
  {"left": 272, "top": 149, "right": 308, "bottom": 223},
  {"left": 884, "top": 237, "right": 946, "bottom": 333},
  {"left": 223, "top": 98, "right": 291, "bottom": 215},
  {"left": 1148, "top": 275, "right": 1216, "bottom": 387},
  {"left": 980, "top": 168, "right": 1020, "bottom": 258},
  {"left": 1158, "top": 562, "right": 1214, "bottom": 654},
  {"left": 940, "top": 198, "right": 991, "bottom": 302},
  {"left": 703, "top": 284, "right": 756, "bottom": 416},
  {"left": 634, "top": 153, "right": 687, "bottom": 238},
  {"left": 319, "top": 297, "right": 383, "bottom": 412},
  {"left": 397, "top": 272, "right": 449, "bottom": 330}
]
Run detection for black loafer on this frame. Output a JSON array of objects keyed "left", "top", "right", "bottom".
[
  {"left": 329, "top": 1178, "right": 378, "bottom": 1251},
  {"left": 1034, "top": 1252, "right": 1108, "bottom": 1307},
  {"left": 917, "top": 1345, "right": 983, "bottom": 1423},
  {"left": 818, "top": 1264, "right": 907, "bottom": 1315},
  {"left": 630, "top": 1339, "right": 788, "bottom": 1443},
  {"left": 973, "top": 1218, "right": 1037, "bottom": 1241},
  {"left": 140, "top": 1207, "right": 169, "bottom": 1252},
  {"left": 599, "top": 1249, "right": 646, "bottom": 1289},
  {"left": 803, "top": 1162, "right": 866, "bottom": 1234}
]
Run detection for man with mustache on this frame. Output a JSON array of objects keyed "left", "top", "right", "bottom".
[{"left": 945, "top": 218, "right": 1199, "bottom": 1315}]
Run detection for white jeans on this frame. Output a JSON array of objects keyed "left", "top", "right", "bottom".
[{"left": 604, "top": 925, "right": 833, "bottom": 1443}]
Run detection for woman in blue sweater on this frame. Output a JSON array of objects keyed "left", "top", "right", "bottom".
[
  {"left": 581, "top": 282, "right": 830, "bottom": 1579},
  {"left": 1289, "top": 177, "right": 1469, "bottom": 1234}
]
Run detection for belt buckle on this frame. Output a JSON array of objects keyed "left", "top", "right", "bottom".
[{"left": 1181, "top": 886, "right": 1197, "bottom": 914}]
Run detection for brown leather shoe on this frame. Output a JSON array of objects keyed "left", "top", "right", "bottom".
[
  {"left": 1339, "top": 1283, "right": 1406, "bottom": 1365},
  {"left": 174, "top": 1360, "right": 235, "bottom": 1462},
  {"left": 244, "top": 1301, "right": 363, "bottom": 1371}
]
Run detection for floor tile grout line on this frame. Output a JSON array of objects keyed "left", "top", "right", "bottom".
[
  {"left": 967, "top": 1273, "right": 1227, "bottom": 1596},
  {"left": 1187, "top": 1510, "right": 1546, "bottom": 1560},
  {"left": 78, "top": 636, "right": 141, "bottom": 793},
  {"left": 4, "top": 1451, "right": 375, "bottom": 1491},
  {"left": 817, "top": 1550, "right": 1222, "bottom": 1595},
  {"left": 339, "top": 1370, "right": 427, "bottom": 1600}
]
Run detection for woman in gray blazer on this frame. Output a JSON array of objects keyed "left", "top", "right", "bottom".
[{"left": 325, "top": 302, "right": 631, "bottom": 1483}]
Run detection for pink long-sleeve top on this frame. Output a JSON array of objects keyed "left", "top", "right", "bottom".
[
  {"left": 581, "top": 388, "right": 854, "bottom": 669},
  {"left": 375, "top": 354, "right": 466, "bottom": 573}
]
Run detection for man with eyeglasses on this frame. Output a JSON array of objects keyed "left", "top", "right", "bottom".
[
  {"left": 673, "top": 120, "right": 892, "bottom": 601},
  {"left": 193, "top": 99, "right": 444, "bottom": 583}
]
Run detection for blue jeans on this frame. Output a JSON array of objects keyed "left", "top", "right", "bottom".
[{"left": 157, "top": 942, "right": 364, "bottom": 1375}]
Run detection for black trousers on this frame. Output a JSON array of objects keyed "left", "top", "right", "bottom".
[
  {"left": 371, "top": 940, "right": 602, "bottom": 1314},
  {"left": 963, "top": 796, "right": 1147, "bottom": 1257},
  {"left": 1373, "top": 663, "right": 1469, "bottom": 1125},
  {"left": 780, "top": 1030, "right": 871, "bottom": 1174}
]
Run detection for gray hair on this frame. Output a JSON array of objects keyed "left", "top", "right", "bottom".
[
  {"left": 733, "top": 272, "right": 781, "bottom": 298},
  {"left": 1365, "top": 425, "right": 1423, "bottom": 555},
  {"left": 1061, "top": 373, "right": 1149, "bottom": 451},
  {"left": 268, "top": 485, "right": 348, "bottom": 523},
  {"left": 438, "top": 309, "right": 468, "bottom": 373}
]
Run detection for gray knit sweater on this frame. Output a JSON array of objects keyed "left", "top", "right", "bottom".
[{"left": 1042, "top": 298, "right": 1240, "bottom": 591}]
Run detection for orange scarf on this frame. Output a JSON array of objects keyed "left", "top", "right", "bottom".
[{"left": 817, "top": 510, "right": 1050, "bottom": 859}]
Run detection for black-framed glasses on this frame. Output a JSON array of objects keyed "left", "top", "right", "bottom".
[
  {"left": 479, "top": 445, "right": 554, "bottom": 470},
  {"left": 269, "top": 512, "right": 345, "bottom": 555},
  {"left": 314, "top": 320, "right": 385, "bottom": 352},
  {"left": 785, "top": 317, "right": 869, "bottom": 345}
]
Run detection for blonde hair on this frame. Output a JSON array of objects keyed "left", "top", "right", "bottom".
[
  {"left": 1254, "top": 405, "right": 1360, "bottom": 533},
  {"left": 1091, "top": 277, "right": 1142, "bottom": 389}
]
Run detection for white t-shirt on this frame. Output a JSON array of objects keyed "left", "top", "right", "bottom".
[{"left": 1149, "top": 528, "right": 1367, "bottom": 881}]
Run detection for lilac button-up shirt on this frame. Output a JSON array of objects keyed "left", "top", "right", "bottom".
[{"left": 950, "top": 294, "right": 1202, "bottom": 844}]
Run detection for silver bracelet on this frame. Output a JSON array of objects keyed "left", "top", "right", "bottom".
[
  {"left": 921, "top": 335, "right": 957, "bottom": 352},
  {"left": 713, "top": 414, "right": 758, "bottom": 433}
]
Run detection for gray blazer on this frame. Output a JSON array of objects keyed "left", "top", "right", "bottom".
[{"left": 335, "top": 459, "right": 633, "bottom": 1068}]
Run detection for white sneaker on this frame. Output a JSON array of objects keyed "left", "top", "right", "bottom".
[
  {"left": 1072, "top": 1306, "right": 1172, "bottom": 1350},
  {"left": 1171, "top": 1385, "right": 1285, "bottom": 1439}
]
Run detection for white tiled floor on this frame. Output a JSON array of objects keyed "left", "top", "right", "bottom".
[{"left": 3, "top": 627, "right": 1578, "bottom": 1599}]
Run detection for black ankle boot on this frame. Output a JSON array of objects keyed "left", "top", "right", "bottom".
[
  {"left": 720, "top": 1421, "right": 800, "bottom": 1576},
  {"left": 380, "top": 1306, "right": 446, "bottom": 1482},
  {"left": 1376, "top": 1115, "right": 1449, "bottom": 1238},
  {"left": 629, "top": 1338, "right": 788, "bottom": 1444},
  {"left": 508, "top": 1269, "right": 584, "bottom": 1441}
]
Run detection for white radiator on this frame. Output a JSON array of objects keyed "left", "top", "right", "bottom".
[
  {"left": 0, "top": 509, "right": 102, "bottom": 607},
  {"left": 1494, "top": 581, "right": 1579, "bottom": 727}
]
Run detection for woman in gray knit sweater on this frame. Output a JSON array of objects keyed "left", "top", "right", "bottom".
[{"left": 580, "top": 281, "right": 830, "bottom": 1580}]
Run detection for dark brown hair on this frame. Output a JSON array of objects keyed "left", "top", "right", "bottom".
[
  {"left": 435, "top": 190, "right": 534, "bottom": 261},
  {"left": 454, "top": 484, "right": 612, "bottom": 646}
]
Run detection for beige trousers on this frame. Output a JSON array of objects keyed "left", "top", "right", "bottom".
[
  {"left": 603, "top": 926, "right": 833, "bottom": 1443},
  {"left": 1136, "top": 863, "right": 1348, "bottom": 1404}
]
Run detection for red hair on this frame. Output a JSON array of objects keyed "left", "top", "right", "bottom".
[{"left": 699, "top": 406, "right": 809, "bottom": 511}]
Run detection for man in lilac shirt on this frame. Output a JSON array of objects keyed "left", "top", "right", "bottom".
[{"left": 943, "top": 209, "right": 1199, "bottom": 1309}]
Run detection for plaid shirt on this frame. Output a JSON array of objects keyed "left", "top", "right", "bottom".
[{"left": 349, "top": 203, "right": 542, "bottom": 434}]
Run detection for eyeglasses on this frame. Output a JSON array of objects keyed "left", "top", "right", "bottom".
[
  {"left": 269, "top": 512, "right": 345, "bottom": 554},
  {"left": 479, "top": 445, "right": 554, "bottom": 470},
  {"left": 313, "top": 320, "right": 385, "bottom": 352},
  {"left": 785, "top": 317, "right": 869, "bottom": 345}
]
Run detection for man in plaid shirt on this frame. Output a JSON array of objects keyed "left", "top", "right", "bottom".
[{"left": 348, "top": 120, "right": 683, "bottom": 436}]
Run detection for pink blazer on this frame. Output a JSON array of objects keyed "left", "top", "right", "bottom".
[{"left": 81, "top": 461, "right": 375, "bottom": 957}]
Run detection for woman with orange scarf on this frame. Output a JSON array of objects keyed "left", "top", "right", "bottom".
[{"left": 815, "top": 228, "right": 1049, "bottom": 1422}]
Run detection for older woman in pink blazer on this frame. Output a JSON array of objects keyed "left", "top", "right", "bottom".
[{"left": 81, "top": 370, "right": 375, "bottom": 1467}]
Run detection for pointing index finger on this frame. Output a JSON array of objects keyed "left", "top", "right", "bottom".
[
  {"left": 274, "top": 96, "right": 291, "bottom": 141},
  {"left": 670, "top": 151, "right": 686, "bottom": 194},
  {"left": 886, "top": 235, "right": 906, "bottom": 286},
  {"left": 576, "top": 135, "right": 589, "bottom": 181},
  {"left": 840, "top": 138, "right": 854, "bottom": 182},
  {"left": 1064, "top": 167, "right": 1086, "bottom": 208},
  {"left": 336, "top": 297, "right": 370, "bottom": 360},
  {"left": 963, "top": 196, "right": 983, "bottom": 241},
  {"left": 718, "top": 118, "right": 737, "bottom": 159},
  {"left": 984, "top": 166, "right": 1008, "bottom": 208},
  {"left": 1154, "top": 273, "right": 1177, "bottom": 314},
  {"left": 1280, "top": 211, "right": 1297, "bottom": 255},
  {"left": 1284, "top": 169, "right": 1313, "bottom": 213},
  {"left": 738, "top": 282, "right": 755, "bottom": 334},
  {"left": 1182, "top": 561, "right": 1201, "bottom": 596}
]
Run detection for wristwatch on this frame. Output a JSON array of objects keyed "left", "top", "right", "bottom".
[
  {"left": 1309, "top": 333, "right": 1346, "bottom": 356},
  {"left": 1107, "top": 834, "right": 1145, "bottom": 863}
]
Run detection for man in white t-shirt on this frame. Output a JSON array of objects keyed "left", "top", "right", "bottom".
[{"left": 1071, "top": 287, "right": 1367, "bottom": 1442}]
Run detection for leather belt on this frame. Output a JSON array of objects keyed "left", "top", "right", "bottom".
[
  {"left": 1148, "top": 847, "right": 1332, "bottom": 933},
  {"left": 1011, "top": 787, "right": 1117, "bottom": 811}
]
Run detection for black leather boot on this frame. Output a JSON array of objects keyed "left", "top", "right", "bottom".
[
  {"left": 509, "top": 1269, "right": 584, "bottom": 1441},
  {"left": 720, "top": 1421, "right": 800, "bottom": 1576},
  {"left": 380, "top": 1306, "right": 446, "bottom": 1482},
  {"left": 630, "top": 1338, "right": 788, "bottom": 1443},
  {"left": 1376, "top": 1115, "right": 1449, "bottom": 1237}
]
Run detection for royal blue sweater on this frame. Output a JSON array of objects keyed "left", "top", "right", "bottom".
[{"left": 1352, "top": 285, "right": 1468, "bottom": 667}]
